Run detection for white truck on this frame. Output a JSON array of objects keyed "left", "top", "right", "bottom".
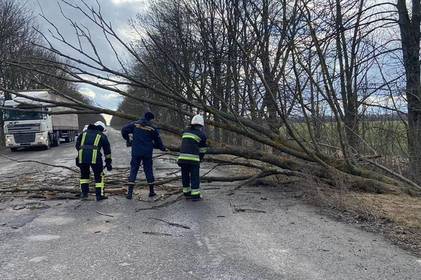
[{"left": 3, "top": 90, "right": 79, "bottom": 151}]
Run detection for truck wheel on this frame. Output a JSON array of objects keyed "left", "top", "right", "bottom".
[
  {"left": 44, "top": 137, "right": 51, "bottom": 150},
  {"left": 68, "top": 132, "right": 74, "bottom": 142},
  {"left": 52, "top": 132, "right": 60, "bottom": 147},
  {"left": 10, "top": 148, "right": 17, "bottom": 152}
]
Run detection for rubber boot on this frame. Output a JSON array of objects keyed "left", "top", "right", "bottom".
[
  {"left": 183, "top": 187, "right": 192, "bottom": 199},
  {"left": 95, "top": 188, "right": 108, "bottom": 201},
  {"left": 127, "top": 186, "right": 134, "bottom": 200},
  {"left": 80, "top": 185, "right": 89, "bottom": 199},
  {"left": 191, "top": 190, "right": 202, "bottom": 201},
  {"left": 148, "top": 184, "right": 156, "bottom": 197}
]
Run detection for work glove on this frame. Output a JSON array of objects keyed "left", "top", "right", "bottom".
[
  {"left": 105, "top": 162, "right": 112, "bottom": 171},
  {"left": 105, "top": 158, "right": 112, "bottom": 171},
  {"left": 126, "top": 134, "right": 133, "bottom": 147}
]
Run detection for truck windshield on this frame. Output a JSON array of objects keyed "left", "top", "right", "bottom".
[{"left": 3, "top": 109, "right": 45, "bottom": 121}]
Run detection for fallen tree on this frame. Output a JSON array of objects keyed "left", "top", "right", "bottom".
[
  {"left": 0, "top": 153, "right": 289, "bottom": 195},
  {"left": 3, "top": 0, "right": 420, "bottom": 196}
]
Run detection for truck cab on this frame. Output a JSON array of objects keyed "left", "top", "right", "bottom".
[
  {"left": 2, "top": 90, "right": 79, "bottom": 152},
  {"left": 3, "top": 100, "right": 53, "bottom": 150}
]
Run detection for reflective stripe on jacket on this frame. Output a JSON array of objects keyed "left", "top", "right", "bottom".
[
  {"left": 121, "top": 118, "right": 165, "bottom": 157},
  {"left": 76, "top": 127, "right": 111, "bottom": 165},
  {"left": 177, "top": 127, "right": 207, "bottom": 165}
]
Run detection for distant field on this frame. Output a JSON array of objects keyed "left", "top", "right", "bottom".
[
  {"left": 277, "top": 119, "right": 408, "bottom": 172},
  {"left": 281, "top": 120, "right": 407, "bottom": 155}
]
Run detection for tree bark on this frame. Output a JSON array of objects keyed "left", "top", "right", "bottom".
[
  {"left": 397, "top": 0, "right": 421, "bottom": 182},
  {"left": 0, "top": 114, "right": 4, "bottom": 148}
]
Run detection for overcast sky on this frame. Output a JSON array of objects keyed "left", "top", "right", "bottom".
[{"left": 27, "top": 0, "right": 149, "bottom": 111}]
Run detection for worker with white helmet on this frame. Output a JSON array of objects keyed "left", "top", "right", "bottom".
[
  {"left": 177, "top": 114, "right": 208, "bottom": 201},
  {"left": 94, "top": 121, "right": 107, "bottom": 132},
  {"left": 75, "top": 121, "right": 112, "bottom": 201}
]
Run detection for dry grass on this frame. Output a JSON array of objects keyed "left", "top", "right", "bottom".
[{"left": 342, "top": 193, "right": 421, "bottom": 230}]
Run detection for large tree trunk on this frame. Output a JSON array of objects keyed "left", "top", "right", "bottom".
[
  {"left": 0, "top": 92, "right": 9, "bottom": 148},
  {"left": 0, "top": 119, "right": 4, "bottom": 148},
  {"left": 406, "top": 74, "right": 421, "bottom": 181},
  {"left": 344, "top": 102, "right": 360, "bottom": 153},
  {"left": 397, "top": 0, "right": 421, "bottom": 182}
]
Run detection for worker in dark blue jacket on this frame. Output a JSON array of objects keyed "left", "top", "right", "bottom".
[
  {"left": 177, "top": 114, "right": 207, "bottom": 201},
  {"left": 121, "top": 112, "right": 166, "bottom": 199},
  {"left": 75, "top": 121, "right": 112, "bottom": 201}
]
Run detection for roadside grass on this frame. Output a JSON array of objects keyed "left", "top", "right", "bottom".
[{"left": 344, "top": 193, "right": 421, "bottom": 231}]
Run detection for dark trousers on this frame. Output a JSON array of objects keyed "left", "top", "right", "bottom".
[
  {"left": 129, "top": 155, "right": 154, "bottom": 184},
  {"left": 180, "top": 163, "right": 200, "bottom": 191},
  {"left": 79, "top": 162, "right": 105, "bottom": 194}
]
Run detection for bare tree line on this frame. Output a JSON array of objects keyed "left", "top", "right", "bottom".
[
  {"left": 2, "top": 0, "right": 421, "bottom": 194},
  {"left": 0, "top": 0, "right": 105, "bottom": 138}
]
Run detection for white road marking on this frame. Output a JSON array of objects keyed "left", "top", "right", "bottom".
[
  {"left": 26, "top": 234, "right": 60, "bottom": 241},
  {"left": 29, "top": 256, "right": 48, "bottom": 263}
]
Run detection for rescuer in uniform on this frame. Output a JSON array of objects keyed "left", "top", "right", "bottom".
[
  {"left": 76, "top": 121, "right": 112, "bottom": 201},
  {"left": 121, "top": 112, "right": 166, "bottom": 199},
  {"left": 177, "top": 114, "right": 207, "bottom": 201}
]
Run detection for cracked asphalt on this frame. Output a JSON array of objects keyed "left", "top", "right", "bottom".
[{"left": 0, "top": 128, "right": 420, "bottom": 280}]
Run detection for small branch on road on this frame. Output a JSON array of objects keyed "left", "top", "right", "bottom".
[
  {"left": 233, "top": 207, "right": 266, "bottom": 214},
  {"left": 142, "top": 231, "right": 173, "bottom": 237},
  {"left": 165, "top": 169, "right": 181, "bottom": 176},
  {"left": 149, "top": 217, "right": 191, "bottom": 229},
  {"left": 0, "top": 155, "right": 78, "bottom": 173},
  {"left": 135, "top": 193, "right": 184, "bottom": 212},
  {"left": 0, "top": 186, "right": 79, "bottom": 193},
  {"left": 96, "top": 211, "right": 114, "bottom": 218},
  {"left": 126, "top": 173, "right": 268, "bottom": 189}
]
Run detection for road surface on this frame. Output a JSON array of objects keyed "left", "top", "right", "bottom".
[{"left": 0, "top": 128, "right": 420, "bottom": 280}]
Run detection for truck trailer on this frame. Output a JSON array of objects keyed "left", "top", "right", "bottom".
[{"left": 3, "top": 90, "right": 79, "bottom": 151}]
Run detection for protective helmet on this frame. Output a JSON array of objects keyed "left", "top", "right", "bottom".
[
  {"left": 95, "top": 121, "right": 107, "bottom": 132},
  {"left": 144, "top": 112, "right": 155, "bottom": 121},
  {"left": 191, "top": 114, "right": 204, "bottom": 126}
]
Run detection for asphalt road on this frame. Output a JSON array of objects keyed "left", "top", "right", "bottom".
[{"left": 0, "top": 128, "right": 420, "bottom": 280}]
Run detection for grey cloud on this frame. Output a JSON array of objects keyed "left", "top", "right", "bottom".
[{"left": 25, "top": 0, "right": 148, "bottom": 109}]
